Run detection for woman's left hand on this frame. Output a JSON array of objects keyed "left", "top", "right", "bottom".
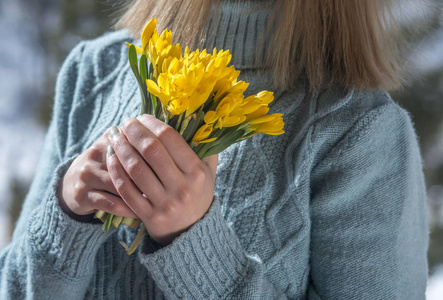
[{"left": 106, "top": 114, "right": 218, "bottom": 245}]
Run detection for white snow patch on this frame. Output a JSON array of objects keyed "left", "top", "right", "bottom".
[{"left": 427, "top": 265, "right": 443, "bottom": 300}]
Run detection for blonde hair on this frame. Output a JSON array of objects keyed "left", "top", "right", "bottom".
[{"left": 115, "top": 0, "right": 402, "bottom": 91}]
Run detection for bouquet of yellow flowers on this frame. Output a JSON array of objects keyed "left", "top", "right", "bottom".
[{"left": 95, "top": 18, "right": 284, "bottom": 254}]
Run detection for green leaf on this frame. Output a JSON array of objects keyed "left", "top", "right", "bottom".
[
  {"left": 139, "top": 54, "right": 148, "bottom": 82},
  {"left": 151, "top": 93, "right": 158, "bottom": 117},
  {"left": 181, "top": 112, "right": 203, "bottom": 142},
  {"left": 138, "top": 55, "right": 151, "bottom": 114},
  {"left": 148, "top": 62, "right": 153, "bottom": 77},
  {"left": 128, "top": 44, "right": 138, "bottom": 69},
  {"left": 209, "top": 125, "right": 241, "bottom": 146},
  {"left": 174, "top": 113, "right": 185, "bottom": 131},
  {"left": 199, "top": 129, "right": 245, "bottom": 159},
  {"left": 128, "top": 44, "right": 150, "bottom": 114}
]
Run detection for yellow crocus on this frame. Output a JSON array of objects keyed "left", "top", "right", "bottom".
[
  {"left": 215, "top": 93, "right": 243, "bottom": 116},
  {"left": 192, "top": 124, "right": 215, "bottom": 143},
  {"left": 204, "top": 111, "right": 219, "bottom": 124},
  {"left": 125, "top": 18, "right": 157, "bottom": 55},
  {"left": 167, "top": 97, "right": 190, "bottom": 116},
  {"left": 218, "top": 108, "right": 246, "bottom": 128},
  {"left": 245, "top": 105, "right": 270, "bottom": 122},
  {"left": 241, "top": 91, "right": 274, "bottom": 114},
  {"left": 146, "top": 77, "right": 169, "bottom": 103},
  {"left": 248, "top": 113, "right": 285, "bottom": 135},
  {"left": 185, "top": 80, "right": 216, "bottom": 117},
  {"left": 140, "top": 18, "right": 157, "bottom": 54}
]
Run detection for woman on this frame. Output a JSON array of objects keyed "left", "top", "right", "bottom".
[{"left": 0, "top": 0, "right": 428, "bottom": 299}]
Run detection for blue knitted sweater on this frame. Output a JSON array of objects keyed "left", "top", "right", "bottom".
[{"left": 0, "top": 2, "right": 428, "bottom": 299}]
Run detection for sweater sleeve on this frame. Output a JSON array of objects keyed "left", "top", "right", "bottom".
[
  {"left": 0, "top": 41, "right": 113, "bottom": 299},
  {"left": 138, "top": 197, "right": 289, "bottom": 299},
  {"left": 308, "top": 103, "right": 429, "bottom": 299}
]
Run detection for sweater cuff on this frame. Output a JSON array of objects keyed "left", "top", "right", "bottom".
[
  {"left": 27, "top": 156, "right": 114, "bottom": 278},
  {"left": 139, "top": 197, "right": 250, "bottom": 299}
]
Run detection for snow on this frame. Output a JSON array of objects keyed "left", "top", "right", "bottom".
[
  {"left": 427, "top": 265, "right": 443, "bottom": 300},
  {"left": 0, "top": 0, "right": 46, "bottom": 248},
  {"left": 411, "top": 27, "right": 443, "bottom": 75}
]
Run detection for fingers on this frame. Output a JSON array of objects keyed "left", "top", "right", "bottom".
[
  {"left": 88, "top": 190, "right": 138, "bottom": 218},
  {"left": 121, "top": 118, "right": 184, "bottom": 178},
  {"left": 135, "top": 115, "right": 202, "bottom": 173},
  {"left": 107, "top": 126, "right": 170, "bottom": 197},
  {"left": 92, "top": 169, "right": 119, "bottom": 196},
  {"left": 106, "top": 150, "right": 153, "bottom": 217},
  {"left": 104, "top": 117, "right": 218, "bottom": 245}
]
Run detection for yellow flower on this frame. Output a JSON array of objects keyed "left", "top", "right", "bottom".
[
  {"left": 213, "top": 68, "right": 241, "bottom": 101},
  {"left": 218, "top": 109, "right": 246, "bottom": 128},
  {"left": 148, "top": 29, "right": 182, "bottom": 77},
  {"left": 245, "top": 105, "right": 270, "bottom": 122},
  {"left": 192, "top": 124, "right": 216, "bottom": 143},
  {"left": 216, "top": 93, "right": 243, "bottom": 115},
  {"left": 248, "top": 113, "right": 285, "bottom": 135},
  {"left": 125, "top": 18, "right": 157, "bottom": 55},
  {"left": 148, "top": 46, "right": 242, "bottom": 117},
  {"left": 241, "top": 91, "right": 274, "bottom": 114},
  {"left": 243, "top": 91, "right": 274, "bottom": 107},
  {"left": 204, "top": 111, "right": 219, "bottom": 124},
  {"left": 141, "top": 18, "right": 157, "bottom": 54},
  {"left": 136, "top": 19, "right": 284, "bottom": 138}
]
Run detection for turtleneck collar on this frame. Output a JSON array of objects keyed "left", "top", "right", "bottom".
[{"left": 202, "top": 1, "right": 274, "bottom": 71}]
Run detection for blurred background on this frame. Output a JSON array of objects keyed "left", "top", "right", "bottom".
[{"left": 0, "top": 0, "right": 442, "bottom": 297}]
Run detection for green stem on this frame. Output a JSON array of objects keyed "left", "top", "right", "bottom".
[
  {"left": 112, "top": 215, "right": 124, "bottom": 228},
  {"left": 94, "top": 210, "right": 108, "bottom": 222},
  {"left": 102, "top": 214, "right": 114, "bottom": 232},
  {"left": 151, "top": 93, "right": 158, "bottom": 116},
  {"left": 175, "top": 113, "right": 185, "bottom": 131},
  {"left": 119, "top": 224, "right": 147, "bottom": 255}
]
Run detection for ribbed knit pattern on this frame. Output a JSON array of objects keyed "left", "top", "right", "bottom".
[{"left": 1, "top": 1, "right": 428, "bottom": 299}]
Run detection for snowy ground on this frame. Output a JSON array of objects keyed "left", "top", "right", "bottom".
[
  {"left": 0, "top": 0, "right": 46, "bottom": 248},
  {"left": 427, "top": 265, "right": 443, "bottom": 299}
]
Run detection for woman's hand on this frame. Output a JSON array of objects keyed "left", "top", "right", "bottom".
[
  {"left": 58, "top": 132, "right": 138, "bottom": 221},
  {"left": 106, "top": 115, "right": 218, "bottom": 245}
]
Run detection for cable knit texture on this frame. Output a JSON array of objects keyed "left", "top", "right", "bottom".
[{"left": 1, "top": 1, "right": 428, "bottom": 299}]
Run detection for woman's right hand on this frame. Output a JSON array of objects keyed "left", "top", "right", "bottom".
[{"left": 57, "top": 132, "right": 138, "bottom": 221}]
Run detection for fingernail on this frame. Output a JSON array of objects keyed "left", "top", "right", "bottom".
[
  {"left": 122, "top": 117, "right": 131, "bottom": 124},
  {"left": 107, "top": 145, "right": 115, "bottom": 157},
  {"left": 109, "top": 126, "right": 119, "bottom": 138}
]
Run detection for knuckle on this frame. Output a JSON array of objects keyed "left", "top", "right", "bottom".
[
  {"left": 78, "top": 166, "right": 87, "bottom": 181},
  {"left": 78, "top": 164, "right": 92, "bottom": 182},
  {"left": 102, "top": 199, "right": 115, "bottom": 212},
  {"left": 191, "top": 164, "right": 207, "bottom": 185},
  {"left": 87, "top": 146, "right": 102, "bottom": 161},
  {"left": 157, "top": 125, "right": 176, "bottom": 141},
  {"left": 114, "top": 178, "right": 127, "bottom": 195},
  {"left": 126, "top": 159, "right": 144, "bottom": 178},
  {"left": 103, "top": 175, "right": 114, "bottom": 189},
  {"left": 124, "top": 119, "right": 143, "bottom": 137},
  {"left": 151, "top": 211, "right": 168, "bottom": 226},
  {"left": 123, "top": 118, "right": 137, "bottom": 129},
  {"left": 141, "top": 139, "right": 160, "bottom": 158},
  {"left": 176, "top": 186, "right": 192, "bottom": 203},
  {"left": 112, "top": 139, "right": 126, "bottom": 154},
  {"left": 73, "top": 182, "right": 87, "bottom": 199}
]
